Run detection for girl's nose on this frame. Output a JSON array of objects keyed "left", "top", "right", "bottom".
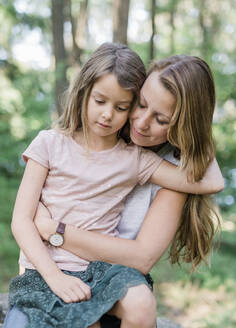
[{"left": 102, "top": 106, "right": 113, "bottom": 121}]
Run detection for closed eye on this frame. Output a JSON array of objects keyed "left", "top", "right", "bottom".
[
  {"left": 138, "top": 102, "right": 146, "bottom": 109},
  {"left": 116, "top": 106, "right": 129, "bottom": 112},
  {"left": 156, "top": 117, "right": 169, "bottom": 125},
  {"left": 95, "top": 99, "right": 105, "bottom": 104}
]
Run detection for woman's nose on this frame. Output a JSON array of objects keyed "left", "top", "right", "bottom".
[{"left": 135, "top": 113, "right": 150, "bottom": 130}]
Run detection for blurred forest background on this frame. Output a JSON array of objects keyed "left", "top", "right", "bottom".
[{"left": 0, "top": 0, "right": 236, "bottom": 327}]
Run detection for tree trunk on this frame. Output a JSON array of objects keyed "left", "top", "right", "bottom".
[
  {"left": 76, "top": 0, "right": 89, "bottom": 50},
  {"left": 67, "top": 0, "right": 89, "bottom": 65},
  {"left": 149, "top": 0, "right": 156, "bottom": 61},
  {"left": 169, "top": 0, "right": 177, "bottom": 54},
  {"left": 112, "top": 0, "right": 130, "bottom": 45},
  {"left": 51, "top": 0, "right": 68, "bottom": 116},
  {"left": 198, "top": 0, "right": 208, "bottom": 59}
]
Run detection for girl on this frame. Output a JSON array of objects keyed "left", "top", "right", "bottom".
[{"left": 6, "top": 44, "right": 223, "bottom": 328}]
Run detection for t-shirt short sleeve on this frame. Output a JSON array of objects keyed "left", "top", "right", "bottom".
[
  {"left": 150, "top": 144, "right": 180, "bottom": 201},
  {"left": 138, "top": 147, "right": 163, "bottom": 185},
  {"left": 22, "top": 130, "right": 50, "bottom": 169}
]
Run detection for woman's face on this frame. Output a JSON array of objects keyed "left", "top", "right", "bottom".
[{"left": 130, "top": 71, "right": 176, "bottom": 147}]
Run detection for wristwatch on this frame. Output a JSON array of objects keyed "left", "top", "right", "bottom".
[{"left": 49, "top": 222, "right": 66, "bottom": 247}]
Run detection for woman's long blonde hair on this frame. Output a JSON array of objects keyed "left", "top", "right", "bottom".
[
  {"left": 57, "top": 43, "right": 146, "bottom": 141},
  {"left": 149, "top": 55, "right": 221, "bottom": 270}
]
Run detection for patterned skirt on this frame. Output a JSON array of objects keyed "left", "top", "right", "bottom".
[{"left": 8, "top": 261, "right": 151, "bottom": 328}]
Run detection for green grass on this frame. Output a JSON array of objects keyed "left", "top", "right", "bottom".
[{"left": 150, "top": 221, "right": 236, "bottom": 328}]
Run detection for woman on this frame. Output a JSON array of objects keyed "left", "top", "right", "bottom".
[{"left": 4, "top": 55, "right": 223, "bottom": 328}]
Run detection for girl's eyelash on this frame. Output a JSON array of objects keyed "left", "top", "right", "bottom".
[
  {"left": 95, "top": 99, "right": 105, "bottom": 104},
  {"left": 117, "top": 106, "right": 129, "bottom": 112},
  {"left": 95, "top": 99, "right": 129, "bottom": 112},
  {"left": 95, "top": 98, "right": 128, "bottom": 111}
]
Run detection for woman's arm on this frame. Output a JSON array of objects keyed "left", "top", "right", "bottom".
[
  {"left": 150, "top": 158, "right": 224, "bottom": 194},
  {"left": 12, "top": 159, "right": 90, "bottom": 302},
  {"left": 35, "top": 189, "right": 187, "bottom": 275}
]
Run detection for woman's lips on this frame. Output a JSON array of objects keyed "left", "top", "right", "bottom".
[
  {"left": 132, "top": 126, "right": 148, "bottom": 138},
  {"left": 97, "top": 122, "right": 111, "bottom": 128}
]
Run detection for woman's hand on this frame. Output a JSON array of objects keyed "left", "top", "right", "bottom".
[
  {"left": 34, "top": 202, "right": 56, "bottom": 240},
  {"left": 45, "top": 271, "right": 91, "bottom": 303}
]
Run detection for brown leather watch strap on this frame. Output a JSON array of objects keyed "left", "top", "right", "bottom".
[{"left": 56, "top": 222, "right": 66, "bottom": 235}]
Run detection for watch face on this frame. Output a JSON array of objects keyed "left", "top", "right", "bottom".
[{"left": 49, "top": 233, "right": 64, "bottom": 247}]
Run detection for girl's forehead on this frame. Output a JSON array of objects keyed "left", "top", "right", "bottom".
[{"left": 92, "top": 73, "right": 133, "bottom": 102}]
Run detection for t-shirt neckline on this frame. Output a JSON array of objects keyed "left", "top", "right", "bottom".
[{"left": 69, "top": 135, "right": 125, "bottom": 155}]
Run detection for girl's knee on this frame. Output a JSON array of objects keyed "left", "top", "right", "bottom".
[
  {"left": 123, "top": 284, "right": 156, "bottom": 310},
  {"left": 117, "top": 284, "right": 157, "bottom": 327}
]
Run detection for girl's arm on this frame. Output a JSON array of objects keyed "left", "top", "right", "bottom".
[
  {"left": 150, "top": 158, "right": 224, "bottom": 194},
  {"left": 35, "top": 189, "right": 187, "bottom": 274},
  {"left": 12, "top": 159, "right": 90, "bottom": 303}
]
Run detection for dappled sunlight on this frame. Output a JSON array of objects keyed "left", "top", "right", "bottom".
[
  {"left": 10, "top": 114, "right": 26, "bottom": 139},
  {"left": 222, "top": 219, "right": 235, "bottom": 232},
  {"left": 156, "top": 281, "right": 236, "bottom": 328},
  {"left": 0, "top": 75, "right": 23, "bottom": 114},
  {"left": 12, "top": 28, "right": 51, "bottom": 70},
  {"left": 223, "top": 100, "right": 236, "bottom": 117}
]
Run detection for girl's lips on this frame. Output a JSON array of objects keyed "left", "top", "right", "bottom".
[{"left": 132, "top": 126, "right": 148, "bottom": 138}]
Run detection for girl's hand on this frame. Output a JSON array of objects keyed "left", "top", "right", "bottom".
[
  {"left": 34, "top": 202, "right": 56, "bottom": 240},
  {"left": 45, "top": 271, "right": 91, "bottom": 303},
  {"left": 202, "top": 158, "right": 225, "bottom": 192}
]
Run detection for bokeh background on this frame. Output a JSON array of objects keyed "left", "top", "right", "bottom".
[{"left": 0, "top": 0, "right": 236, "bottom": 327}]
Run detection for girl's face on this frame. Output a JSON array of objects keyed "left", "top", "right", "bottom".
[
  {"left": 87, "top": 73, "right": 133, "bottom": 144},
  {"left": 130, "top": 71, "right": 176, "bottom": 147}
]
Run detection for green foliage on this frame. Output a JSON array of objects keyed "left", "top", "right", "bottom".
[
  {"left": 0, "top": 1, "right": 235, "bottom": 326},
  {"left": 129, "top": 41, "right": 151, "bottom": 66},
  {"left": 0, "top": 176, "right": 20, "bottom": 291},
  {"left": 0, "top": 67, "right": 53, "bottom": 178}
]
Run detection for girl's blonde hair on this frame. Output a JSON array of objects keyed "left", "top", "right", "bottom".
[
  {"left": 57, "top": 43, "right": 146, "bottom": 141},
  {"left": 149, "top": 55, "right": 220, "bottom": 270}
]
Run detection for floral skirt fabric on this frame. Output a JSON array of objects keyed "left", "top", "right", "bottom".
[{"left": 9, "top": 261, "right": 151, "bottom": 328}]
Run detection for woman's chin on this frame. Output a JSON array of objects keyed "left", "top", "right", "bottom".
[
  {"left": 130, "top": 127, "right": 157, "bottom": 147},
  {"left": 131, "top": 135, "right": 153, "bottom": 147},
  {"left": 130, "top": 134, "right": 167, "bottom": 149}
]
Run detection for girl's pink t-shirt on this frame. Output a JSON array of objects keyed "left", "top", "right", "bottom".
[{"left": 19, "top": 129, "right": 162, "bottom": 271}]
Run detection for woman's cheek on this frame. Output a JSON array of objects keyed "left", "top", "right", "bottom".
[
  {"left": 130, "top": 106, "right": 142, "bottom": 120},
  {"left": 153, "top": 127, "right": 168, "bottom": 143}
]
